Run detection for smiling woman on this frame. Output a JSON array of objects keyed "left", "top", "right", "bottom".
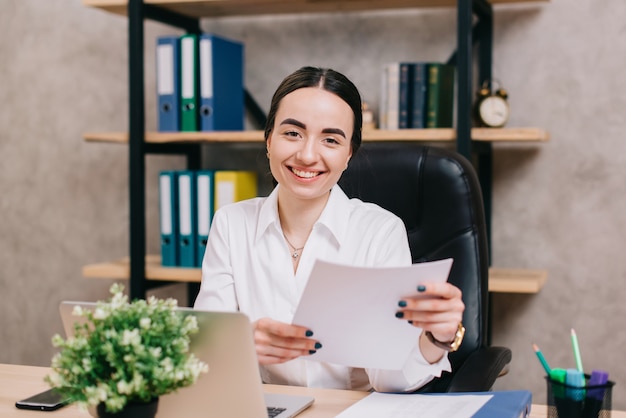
[
  {"left": 267, "top": 87, "right": 354, "bottom": 220},
  {"left": 193, "top": 66, "right": 465, "bottom": 394}
]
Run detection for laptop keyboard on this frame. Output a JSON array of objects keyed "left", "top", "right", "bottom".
[{"left": 267, "top": 407, "right": 287, "bottom": 417}]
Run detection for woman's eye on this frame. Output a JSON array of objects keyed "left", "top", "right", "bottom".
[
  {"left": 285, "top": 130, "right": 300, "bottom": 137},
  {"left": 323, "top": 137, "right": 340, "bottom": 144}
]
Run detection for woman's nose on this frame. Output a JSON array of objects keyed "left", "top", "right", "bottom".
[{"left": 296, "top": 138, "right": 317, "bottom": 163}]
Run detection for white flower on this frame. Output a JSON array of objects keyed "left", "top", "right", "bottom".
[
  {"left": 139, "top": 317, "right": 151, "bottom": 329},
  {"left": 149, "top": 347, "right": 162, "bottom": 358},
  {"left": 85, "top": 384, "right": 108, "bottom": 404},
  {"left": 93, "top": 307, "right": 108, "bottom": 320},
  {"left": 161, "top": 357, "right": 173, "bottom": 373},
  {"left": 51, "top": 334, "right": 64, "bottom": 347},
  {"left": 81, "top": 358, "right": 92, "bottom": 372},
  {"left": 105, "top": 396, "right": 125, "bottom": 412},
  {"left": 47, "top": 372, "right": 62, "bottom": 387},
  {"left": 121, "top": 329, "right": 141, "bottom": 346},
  {"left": 131, "top": 373, "right": 144, "bottom": 390},
  {"left": 117, "top": 380, "right": 132, "bottom": 395}
]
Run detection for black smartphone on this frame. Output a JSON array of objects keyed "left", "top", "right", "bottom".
[{"left": 15, "top": 388, "right": 70, "bottom": 411}]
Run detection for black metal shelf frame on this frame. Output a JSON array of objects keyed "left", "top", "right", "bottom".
[
  {"left": 128, "top": 0, "right": 203, "bottom": 301},
  {"left": 126, "top": 0, "right": 496, "bottom": 301},
  {"left": 456, "top": 0, "right": 495, "bottom": 260}
]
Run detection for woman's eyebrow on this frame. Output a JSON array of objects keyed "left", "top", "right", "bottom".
[
  {"left": 279, "top": 118, "right": 346, "bottom": 139},
  {"left": 322, "top": 128, "right": 346, "bottom": 138},
  {"left": 279, "top": 118, "right": 306, "bottom": 129}
]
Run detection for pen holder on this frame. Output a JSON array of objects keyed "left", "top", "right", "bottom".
[{"left": 546, "top": 375, "right": 614, "bottom": 418}]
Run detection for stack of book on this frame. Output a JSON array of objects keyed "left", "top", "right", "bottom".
[
  {"left": 379, "top": 62, "right": 455, "bottom": 130},
  {"left": 156, "top": 33, "right": 245, "bottom": 132},
  {"left": 159, "top": 170, "right": 257, "bottom": 268}
]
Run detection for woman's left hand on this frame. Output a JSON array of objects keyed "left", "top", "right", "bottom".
[{"left": 396, "top": 282, "right": 465, "bottom": 359}]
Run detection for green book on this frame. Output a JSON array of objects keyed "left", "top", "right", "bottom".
[
  {"left": 426, "top": 63, "right": 455, "bottom": 128},
  {"left": 180, "top": 34, "right": 199, "bottom": 131}
]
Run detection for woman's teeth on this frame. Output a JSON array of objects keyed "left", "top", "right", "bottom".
[{"left": 292, "top": 168, "right": 319, "bottom": 178}]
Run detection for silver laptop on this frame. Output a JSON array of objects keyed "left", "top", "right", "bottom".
[{"left": 59, "top": 302, "right": 314, "bottom": 418}]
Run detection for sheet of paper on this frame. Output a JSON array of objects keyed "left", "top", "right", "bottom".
[
  {"left": 336, "top": 392, "right": 492, "bottom": 418},
  {"left": 292, "top": 258, "right": 453, "bottom": 369}
]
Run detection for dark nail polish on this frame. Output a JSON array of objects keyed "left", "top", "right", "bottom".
[
  {"left": 398, "top": 300, "right": 407, "bottom": 307},
  {"left": 417, "top": 285, "right": 426, "bottom": 292},
  {"left": 315, "top": 342, "right": 322, "bottom": 349},
  {"left": 408, "top": 320, "right": 413, "bottom": 325},
  {"left": 305, "top": 330, "right": 314, "bottom": 337},
  {"left": 395, "top": 311, "right": 404, "bottom": 318},
  {"left": 309, "top": 350, "right": 317, "bottom": 355}
]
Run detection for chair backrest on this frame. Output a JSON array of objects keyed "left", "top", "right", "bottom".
[{"left": 338, "top": 143, "right": 489, "bottom": 374}]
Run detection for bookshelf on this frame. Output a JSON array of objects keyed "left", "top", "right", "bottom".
[
  {"left": 83, "top": 256, "right": 548, "bottom": 294},
  {"left": 83, "top": 0, "right": 549, "bottom": 17},
  {"left": 81, "top": 0, "right": 550, "bottom": 300},
  {"left": 83, "top": 127, "right": 550, "bottom": 144}
]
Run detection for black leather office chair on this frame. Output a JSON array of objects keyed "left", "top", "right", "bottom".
[{"left": 338, "top": 143, "right": 511, "bottom": 392}]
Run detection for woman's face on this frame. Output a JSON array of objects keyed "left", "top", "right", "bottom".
[{"left": 267, "top": 87, "right": 353, "bottom": 205}]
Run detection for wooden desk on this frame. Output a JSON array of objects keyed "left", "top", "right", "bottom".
[
  {"left": 1, "top": 364, "right": 366, "bottom": 418},
  {"left": 2, "top": 364, "right": 624, "bottom": 418}
]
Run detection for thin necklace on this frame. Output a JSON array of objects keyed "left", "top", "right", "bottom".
[{"left": 283, "top": 233, "right": 304, "bottom": 259}]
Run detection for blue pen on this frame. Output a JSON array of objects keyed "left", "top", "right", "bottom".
[
  {"left": 549, "top": 368, "right": 578, "bottom": 418},
  {"left": 565, "top": 368, "right": 586, "bottom": 401}
]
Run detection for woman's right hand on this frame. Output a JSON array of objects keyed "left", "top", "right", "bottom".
[{"left": 252, "top": 317, "right": 322, "bottom": 365}]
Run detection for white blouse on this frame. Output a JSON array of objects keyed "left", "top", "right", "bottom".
[{"left": 194, "top": 184, "right": 450, "bottom": 392}]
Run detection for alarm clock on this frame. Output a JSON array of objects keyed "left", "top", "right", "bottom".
[{"left": 474, "top": 79, "right": 510, "bottom": 128}]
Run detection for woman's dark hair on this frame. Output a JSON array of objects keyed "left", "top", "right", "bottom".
[{"left": 264, "top": 66, "right": 363, "bottom": 155}]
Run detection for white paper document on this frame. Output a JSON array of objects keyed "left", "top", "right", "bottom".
[
  {"left": 292, "top": 258, "right": 453, "bottom": 370},
  {"left": 336, "top": 392, "right": 492, "bottom": 418}
]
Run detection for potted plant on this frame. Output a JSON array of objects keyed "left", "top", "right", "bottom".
[{"left": 46, "top": 284, "right": 208, "bottom": 417}]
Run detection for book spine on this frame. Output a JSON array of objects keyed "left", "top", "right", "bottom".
[
  {"left": 180, "top": 34, "right": 199, "bottom": 132},
  {"left": 398, "top": 63, "right": 412, "bottom": 129},
  {"left": 426, "top": 63, "right": 455, "bottom": 128},
  {"left": 385, "top": 63, "right": 400, "bottom": 130},
  {"left": 410, "top": 62, "right": 428, "bottom": 129}
]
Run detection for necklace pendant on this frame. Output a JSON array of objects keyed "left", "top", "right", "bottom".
[{"left": 292, "top": 252, "right": 299, "bottom": 259}]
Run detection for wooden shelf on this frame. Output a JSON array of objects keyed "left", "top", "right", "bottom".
[
  {"left": 488, "top": 267, "right": 548, "bottom": 293},
  {"left": 82, "top": 255, "right": 201, "bottom": 282},
  {"left": 83, "top": 0, "right": 549, "bottom": 19},
  {"left": 83, "top": 256, "right": 548, "bottom": 294},
  {"left": 83, "top": 127, "right": 549, "bottom": 145}
]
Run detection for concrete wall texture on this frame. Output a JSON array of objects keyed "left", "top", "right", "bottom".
[{"left": 1, "top": 0, "right": 625, "bottom": 409}]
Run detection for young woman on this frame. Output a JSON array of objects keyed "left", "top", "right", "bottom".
[{"left": 194, "top": 66, "right": 464, "bottom": 392}]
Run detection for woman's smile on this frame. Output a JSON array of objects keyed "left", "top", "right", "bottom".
[{"left": 290, "top": 166, "right": 323, "bottom": 179}]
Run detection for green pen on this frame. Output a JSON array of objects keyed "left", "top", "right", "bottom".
[
  {"left": 548, "top": 368, "right": 569, "bottom": 417},
  {"left": 550, "top": 368, "right": 582, "bottom": 418},
  {"left": 549, "top": 368, "right": 567, "bottom": 400},
  {"left": 570, "top": 328, "right": 584, "bottom": 373},
  {"left": 532, "top": 343, "right": 551, "bottom": 375}
]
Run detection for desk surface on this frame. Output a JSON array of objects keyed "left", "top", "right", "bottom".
[{"left": 2, "top": 364, "right": 624, "bottom": 418}]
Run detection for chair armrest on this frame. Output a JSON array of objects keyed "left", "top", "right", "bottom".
[{"left": 446, "top": 346, "right": 512, "bottom": 392}]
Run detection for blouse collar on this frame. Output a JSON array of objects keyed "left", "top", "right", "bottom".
[{"left": 256, "top": 184, "right": 352, "bottom": 248}]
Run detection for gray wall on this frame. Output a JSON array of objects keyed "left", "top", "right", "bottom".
[{"left": 2, "top": 0, "right": 625, "bottom": 409}]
